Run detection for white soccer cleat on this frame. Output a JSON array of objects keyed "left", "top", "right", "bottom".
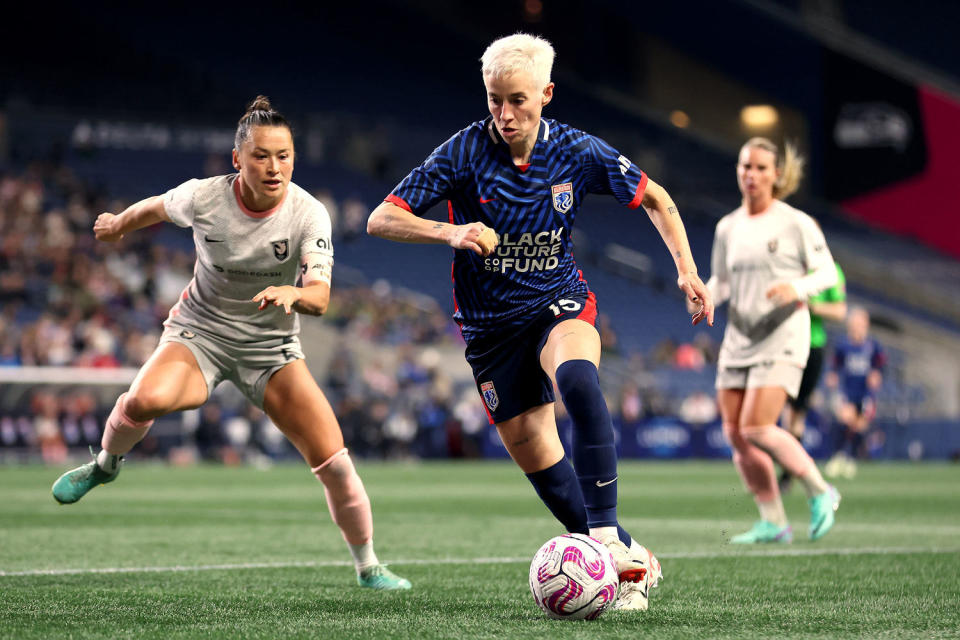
[{"left": 600, "top": 538, "right": 663, "bottom": 611}]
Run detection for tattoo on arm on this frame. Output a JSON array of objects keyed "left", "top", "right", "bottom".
[
  {"left": 675, "top": 251, "right": 682, "bottom": 258},
  {"left": 512, "top": 437, "right": 530, "bottom": 447},
  {"left": 668, "top": 206, "right": 678, "bottom": 215},
  {"left": 432, "top": 223, "right": 445, "bottom": 230}
]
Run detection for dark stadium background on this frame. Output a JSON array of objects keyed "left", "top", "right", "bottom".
[{"left": 2, "top": 0, "right": 959, "bottom": 464}]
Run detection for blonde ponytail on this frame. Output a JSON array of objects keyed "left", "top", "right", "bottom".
[{"left": 742, "top": 137, "right": 805, "bottom": 200}]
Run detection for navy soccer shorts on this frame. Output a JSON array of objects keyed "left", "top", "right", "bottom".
[{"left": 464, "top": 291, "right": 598, "bottom": 424}]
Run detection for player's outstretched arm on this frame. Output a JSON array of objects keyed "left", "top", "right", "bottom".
[
  {"left": 93, "top": 195, "right": 171, "bottom": 242},
  {"left": 641, "top": 179, "right": 714, "bottom": 326},
  {"left": 367, "top": 202, "right": 498, "bottom": 256}
]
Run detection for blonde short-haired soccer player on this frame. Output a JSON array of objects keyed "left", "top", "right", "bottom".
[
  {"left": 51, "top": 96, "right": 411, "bottom": 591},
  {"left": 700, "top": 137, "right": 841, "bottom": 543},
  {"left": 368, "top": 33, "right": 713, "bottom": 610}
]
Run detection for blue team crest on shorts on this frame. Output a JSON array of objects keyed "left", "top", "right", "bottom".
[
  {"left": 551, "top": 182, "right": 573, "bottom": 214},
  {"left": 480, "top": 381, "right": 499, "bottom": 411}
]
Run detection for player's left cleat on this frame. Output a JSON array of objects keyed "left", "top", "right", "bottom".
[
  {"left": 809, "top": 485, "right": 841, "bottom": 541},
  {"left": 730, "top": 521, "right": 793, "bottom": 544},
  {"left": 51, "top": 451, "right": 121, "bottom": 505},
  {"left": 357, "top": 564, "right": 412, "bottom": 591},
  {"left": 602, "top": 538, "right": 662, "bottom": 611}
]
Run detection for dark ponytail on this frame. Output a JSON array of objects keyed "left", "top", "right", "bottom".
[{"left": 234, "top": 95, "right": 292, "bottom": 151}]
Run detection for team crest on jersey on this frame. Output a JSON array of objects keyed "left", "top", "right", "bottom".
[
  {"left": 767, "top": 239, "right": 778, "bottom": 253},
  {"left": 551, "top": 182, "right": 573, "bottom": 214},
  {"left": 480, "top": 381, "right": 499, "bottom": 411},
  {"left": 272, "top": 239, "right": 290, "bottom": 261}
]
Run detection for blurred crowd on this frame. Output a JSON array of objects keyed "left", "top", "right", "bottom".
[{"left": 0, "top": 165, "right": 725, "bottom": 463}]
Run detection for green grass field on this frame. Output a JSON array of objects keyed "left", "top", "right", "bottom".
[{"left": 2, "top": 460, "right": 958, "bottom": 639}]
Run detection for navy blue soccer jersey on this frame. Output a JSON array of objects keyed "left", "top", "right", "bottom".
[
  {"left": 386, "top": 117, "right": 647, "bottom": 342},
  {"left": 832, "top": 336, "right": 885, "bottom": 402}
]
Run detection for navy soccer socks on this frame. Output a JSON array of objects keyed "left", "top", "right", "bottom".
[
  {"left": 525, "top": 458, "right": 632, "bottom": 545},
  {"left": 555, "top": 359, "right": 619, "bottom": 529}
]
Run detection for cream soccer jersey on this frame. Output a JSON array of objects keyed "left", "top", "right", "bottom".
[
  {"left": 162, "top": 174, "right": 333, "bottom": 342},
  {"left": 707, "top": 200, "right": 837, "bottom": 369}
]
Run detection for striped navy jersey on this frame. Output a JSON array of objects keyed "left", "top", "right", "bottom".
[
  {"left": 832, "top": 336, "right": 885, "bottom": 401},
  {"left": 386, "top": 116, "right": 647, "bottom": 342}
]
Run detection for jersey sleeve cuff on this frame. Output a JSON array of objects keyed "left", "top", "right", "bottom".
[
  {"left": 627, "top": 172, "right": 648, "bottom": 210},
  {"left": 385, "top": 193, "right": 412, "bottom": 213}
]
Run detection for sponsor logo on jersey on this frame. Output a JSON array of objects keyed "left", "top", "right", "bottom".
[
  {"left": 617, "top": 154, "right": 632, "bottom": 176},
  {"left": 204, "top": 236, "right": 225, "bottom": 243},
  {"left": 483, "top": 227, "right": 564, "bottom": 273},
  {"left": 551, "top": 182, "right": 573, "bottom": 214},
  {"left": 179, "top": 330, "right": 196, "bottom": 339},
  {"left": 272, "top": 239, "right": 289, "bottom": 261},
  {"left": 316, "top": 237, "right": 330, "bottom": 251},
  {"left": 480, "top": 381, "right": 499, "bottom": 411},
  {"left": 767, "top": 239, "right": 778, "bottom": 253}
]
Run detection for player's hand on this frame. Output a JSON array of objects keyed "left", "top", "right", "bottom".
[
  {"left": 93, "top": 213, "right": 124, "bottom": 242},
  {"left": 766, "top": 282, "right": 800, "bottom": 307},
  {"left": 867, "top": 369, "right": 882, "bottom": 391},
  {"left": 678, "top": 272, "right": 714, "bottom": 326},
  {"left": 448, "top": 222, "right": 498, "bottom": 256},
  {"left": 253, "top": 285, "right": 302, "bottom": 315}
]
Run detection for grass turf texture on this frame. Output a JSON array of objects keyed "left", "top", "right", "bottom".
[{"left": 1, "top": 461, "right": 958, "bottom": 639}]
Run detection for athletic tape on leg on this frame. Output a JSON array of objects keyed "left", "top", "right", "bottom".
[
  {"left": 100, "top": 393, "right": 155, "bottom": 455},
  {"left": 313, "top": 449, "right": 373, "bottom": 546}
]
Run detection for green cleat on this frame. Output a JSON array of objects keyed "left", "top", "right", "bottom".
[
  {"left": 809, "top": 485, "right": 841, "bottom": 541},
  {"left": 730, "top": 521, "right": 793, "bottom": 544},
  {"left": 357, "top": 565, "right": 412, "bottom": 591},
  {"left": 52, "top": 453, "right": 121, "bottom": 505}
]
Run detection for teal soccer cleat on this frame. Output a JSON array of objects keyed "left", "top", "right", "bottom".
[
  {"left": 730, "top": 521, "right": 793, "bottom": 544},
  {"left": 809, "top": 485, "right": 841, "bottom": 541},
  {"left": 357, "top": 565, "right": 412, "bottom": 591},
  {"left": 52, "top": 452, "right": 121, "bottom": 505}
]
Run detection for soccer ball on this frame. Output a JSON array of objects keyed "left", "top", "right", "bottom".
[{"left": 528, "top": 533, "right": 619, "bottom": 620}]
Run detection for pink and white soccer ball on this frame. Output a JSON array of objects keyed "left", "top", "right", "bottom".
[{"left": 528, "top": 533, "right": 619, "bottom": 620}]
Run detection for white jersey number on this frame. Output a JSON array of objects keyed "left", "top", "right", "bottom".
[{"left": 549, "top": 299, "right": 582, "bottom": 317}]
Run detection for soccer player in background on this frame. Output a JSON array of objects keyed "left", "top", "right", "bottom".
[
  {"left": 778, "top": 261, "right": 847, "bottom": 493},
  {"left": 698, "top": 137, "right": 841, "bottom": 544},
  {"left": 51, "top": 97, "right": 411, "bottom": 591},
  {"left": 824, "top": 306, "right": 885, "bottom": 479},
  {"left": 367, "top": 33, "right": 713, "bottom": 610}
]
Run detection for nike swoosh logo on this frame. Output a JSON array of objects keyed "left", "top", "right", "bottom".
[
  {"left": 204, "top": 236, "right": 225, "bottom": 243},
  {"left": 595, "top": 477, "right": 617, "bottom": 487},
  {"left": 479, "top": 197, "right": 497, "bottom": 204}
]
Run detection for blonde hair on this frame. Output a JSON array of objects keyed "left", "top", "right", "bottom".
[
  {"left": 480, "top": 33, "right": 555, "bottom": 90},
  {"left": 742, "top": 137, "right": 805, "bottom": 200}
]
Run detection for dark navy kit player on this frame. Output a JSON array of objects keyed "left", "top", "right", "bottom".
[
  {"left": 825, "top": 307, "right": 885, "bottom": 478},
  {"left": 367, "top": 33, "right": 713, "bottom": 610}
]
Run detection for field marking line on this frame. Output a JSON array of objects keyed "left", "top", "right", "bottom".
[{"left": 2, "top": 546, "right": 958, "bottom": 578}]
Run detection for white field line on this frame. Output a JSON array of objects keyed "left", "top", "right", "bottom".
[{"left": 2, "top": 546, "right": 958, "bottom": 578}]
